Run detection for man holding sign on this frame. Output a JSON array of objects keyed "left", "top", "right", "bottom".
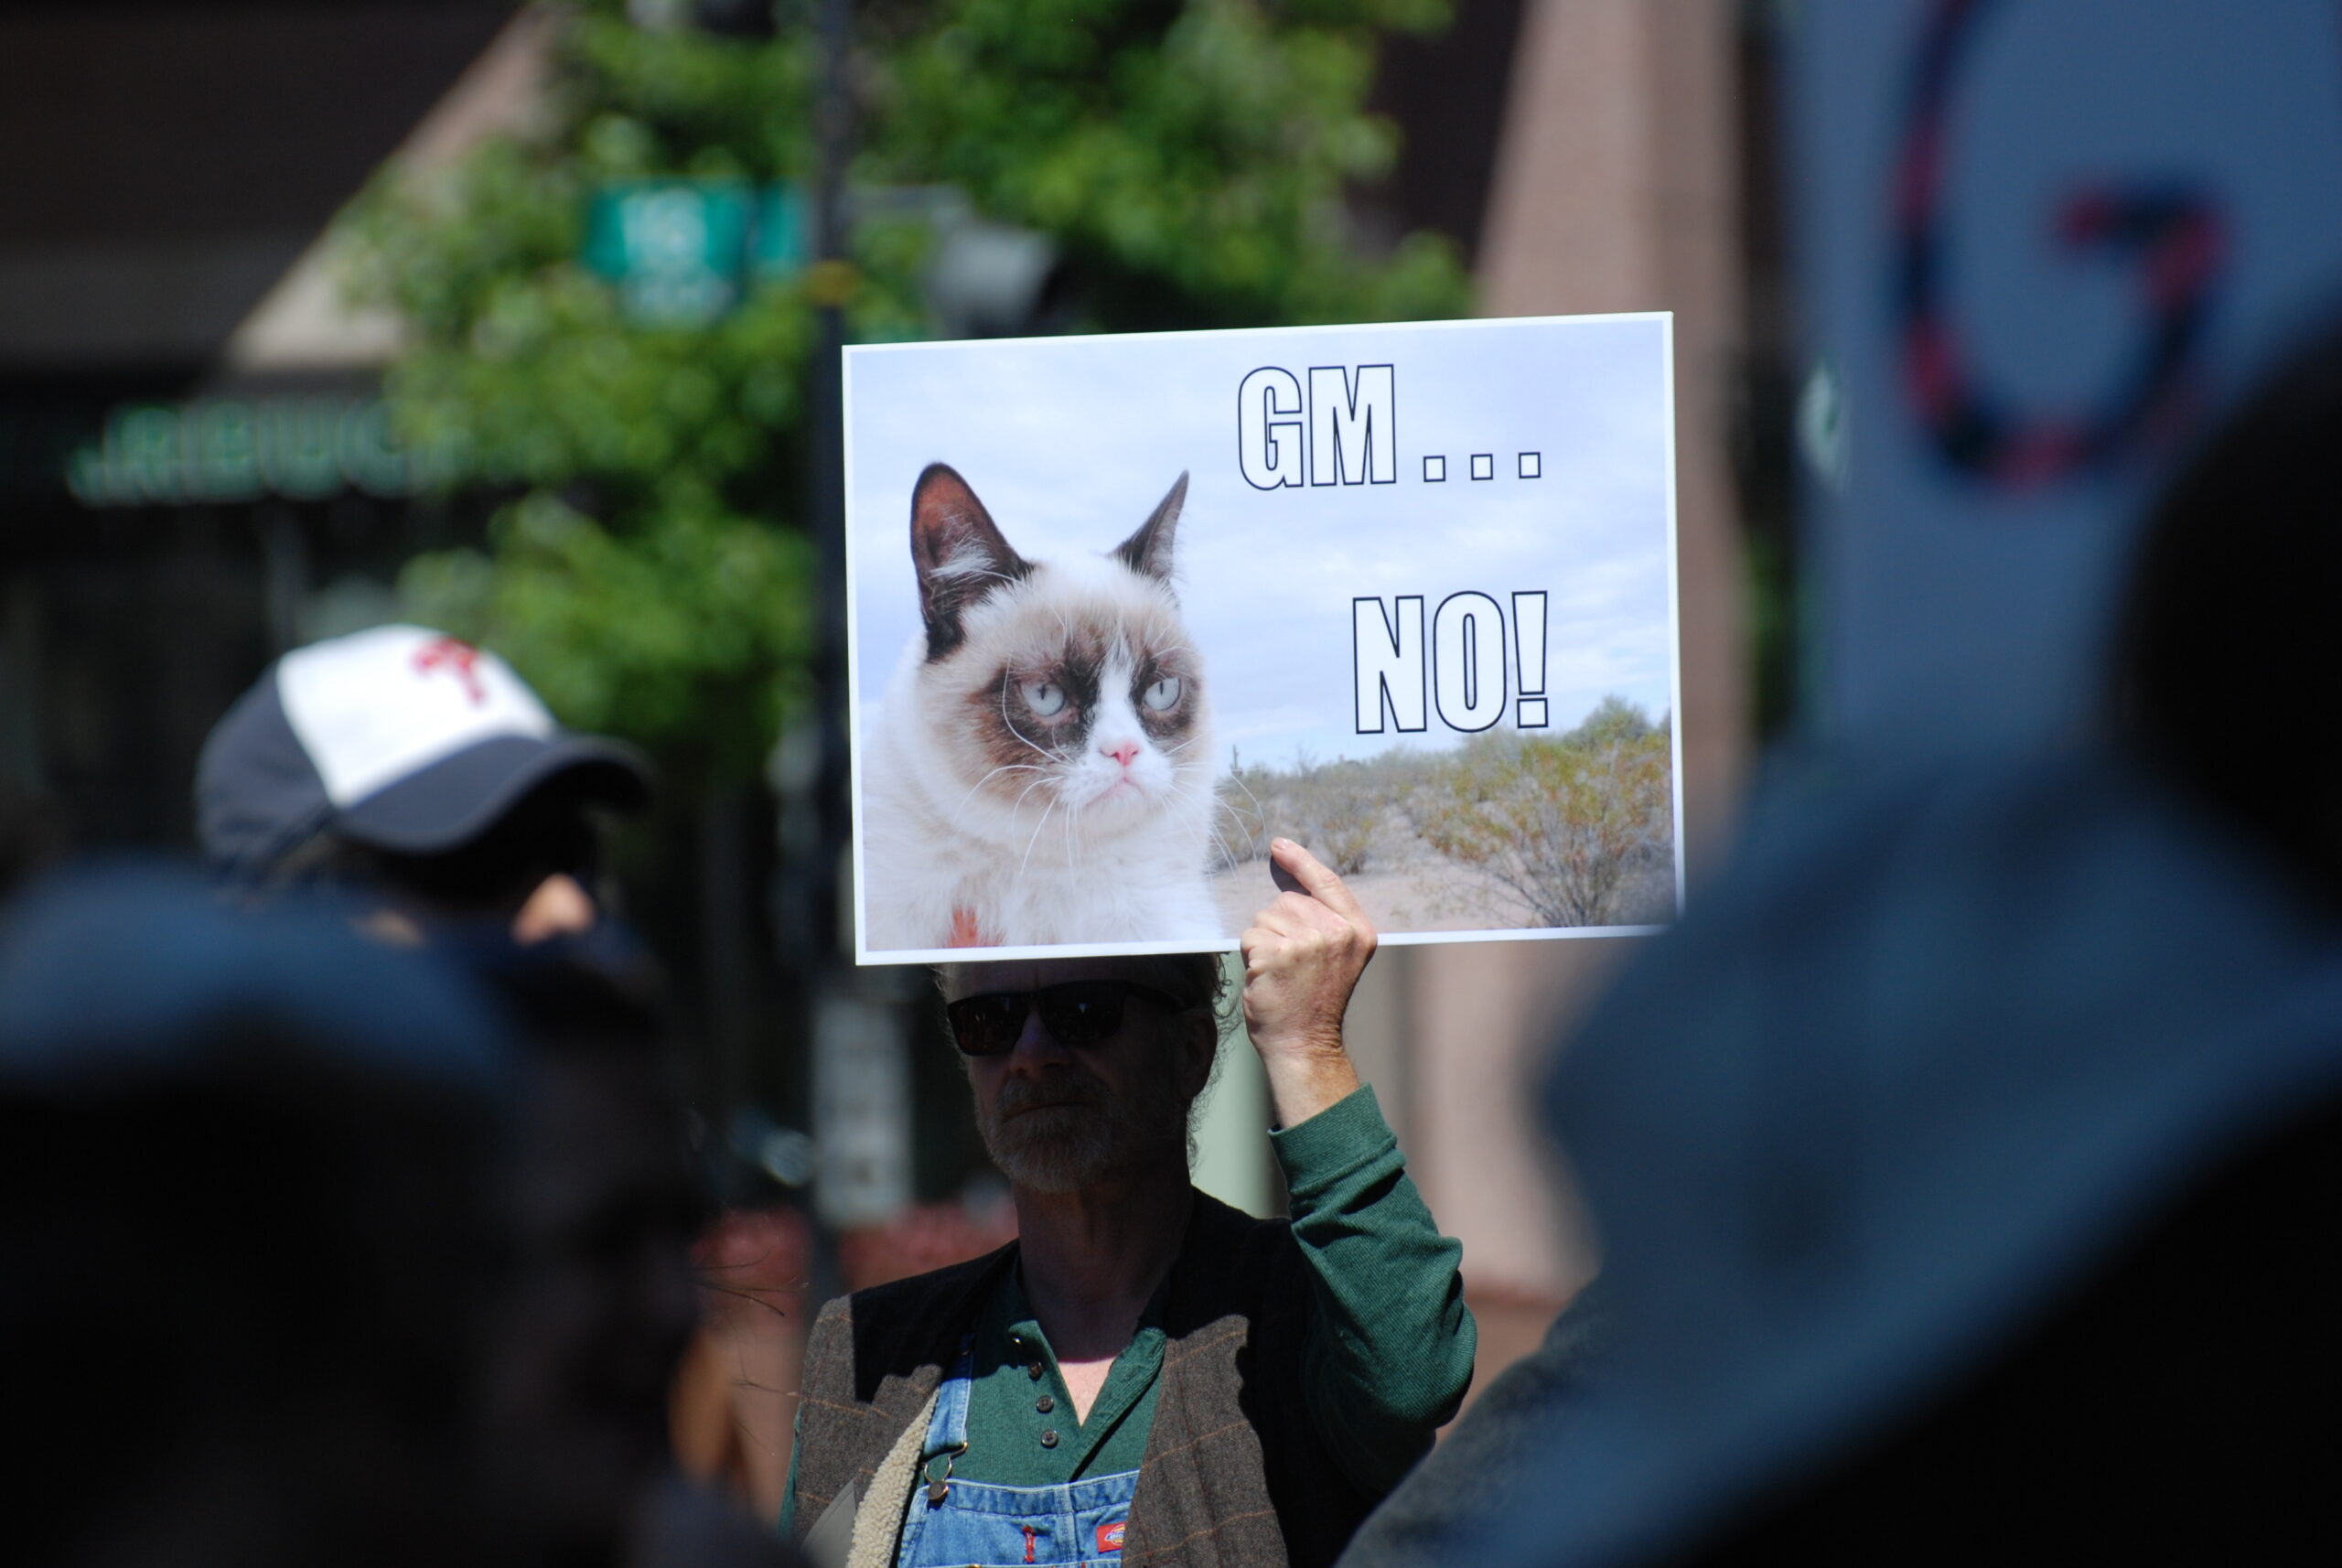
[{"left": 785, "top": 840, "right": 1475, "bottom": 1568}]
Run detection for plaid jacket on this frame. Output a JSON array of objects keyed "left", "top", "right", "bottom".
[{"left": 789, "top": 1190, "right": 1380, "bottom": 1568}]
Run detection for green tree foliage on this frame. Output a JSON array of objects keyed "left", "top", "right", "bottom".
[
  {"left": 1413, "top": 702, "right": 1675, "bottom": 927},
  {"left": 872, "top": 0, "right": 1467, "bottom": 327},
  {"left": 340, "top": 0, "right": 1468, "bottom": 779}
]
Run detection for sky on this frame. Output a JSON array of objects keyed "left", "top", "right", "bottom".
[{"left": 843, "top": 315, "right": 1676, "bottom": 774}]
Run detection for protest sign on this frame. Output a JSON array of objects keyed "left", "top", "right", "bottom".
[{"left": 843, "top": 315, "right": 1681, "bottom": 962}]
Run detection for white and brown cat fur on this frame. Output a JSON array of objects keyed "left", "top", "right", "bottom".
[{"left": 861, "top": 463, "right": 1224, "bottom": 951}]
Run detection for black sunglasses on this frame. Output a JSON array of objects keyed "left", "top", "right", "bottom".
[{"left": 945, "top": 979, "right": 1189, "bottom": 1058}]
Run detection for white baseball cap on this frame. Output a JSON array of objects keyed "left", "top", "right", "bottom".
[{"left": 197, "top": 624, "right": 649, "bottom": 877}]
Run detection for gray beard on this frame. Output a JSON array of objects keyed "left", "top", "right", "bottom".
[{"left": 975, "top": 1068, "right": 1185, "bottom": 1195}]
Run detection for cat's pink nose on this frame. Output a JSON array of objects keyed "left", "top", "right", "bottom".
[{"left": 1105, "top": 740, "right": 1141, "bottom": 768}]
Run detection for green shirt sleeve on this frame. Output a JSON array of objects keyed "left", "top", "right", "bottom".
[{"left": 1271, "top": 1082, "right": 1477, "bottom": 1496}]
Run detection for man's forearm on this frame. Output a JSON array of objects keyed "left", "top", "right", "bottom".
[{"left": 1257, "top": 1033, "right": 1362, "bottom": 1128}]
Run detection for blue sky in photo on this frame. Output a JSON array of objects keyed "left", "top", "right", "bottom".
[{"left": 845, "top": 316, "right": 1675, "bottom": 773}]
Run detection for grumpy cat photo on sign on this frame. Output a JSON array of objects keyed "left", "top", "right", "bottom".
[
  {"left": 848, "top": 317, "right": 1684, "bottom": 961},
  {"left": 857, "top": 463, "right": 1225, "bottom": 953}
]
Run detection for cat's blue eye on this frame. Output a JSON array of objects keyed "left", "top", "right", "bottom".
[
  {"left": 1143, "top": 676, "right": 1182, "bottom": 712},
  {"left": 1022, "top": 679, "right": 1067, "bottom": 716}
]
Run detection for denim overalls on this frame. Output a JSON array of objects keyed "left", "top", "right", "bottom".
[{"left": 896, "top": 1338, "right": 1136, "bottom": 1568}]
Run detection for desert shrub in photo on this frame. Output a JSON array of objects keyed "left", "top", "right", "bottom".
[
  {"left": 1217, "top": 750, "right": 1395, "bottom": 876},
  {"left": 1291, "top": 761, "right": 1380, "bottom": 875},
  {"left": 1213, "top": 751, "right": 1282, "bottom": 870},
  {"left": 1413, "top": 697, "right": 1673, "bottom": 927},
  {"left": 1208, "top": 697, "right": 1673, "bottom": 929}
]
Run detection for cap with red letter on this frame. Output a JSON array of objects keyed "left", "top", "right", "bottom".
[{"left": 197, "top": 624, "right": 648, "bottom": 878}]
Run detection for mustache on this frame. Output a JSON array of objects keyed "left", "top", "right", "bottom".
[{"left": 993, "top": 1071, "right": 1108, "bottom": 1120}]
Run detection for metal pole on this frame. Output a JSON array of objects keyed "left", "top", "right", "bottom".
[
  {"left": 802, "top": 0, "right": 913, "bottom": 1287},
  {"left": 811, "top": 0, "right": 851, "bottom": 903}
]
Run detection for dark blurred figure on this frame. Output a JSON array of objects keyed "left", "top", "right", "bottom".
[
  {"left": 1336, "top": 1287, "right": 1608, "bottom": 1568},
  {"left": 197, "top": 622, "right": 649, "bottom": 944},
  {"left": 0, "top": 866, "right": 516, "bottom": 1568},
  {"left": 2114, "top": 317, "right": 2342, "bottom": 904},
  {"left": 1454, "top": 322, "right": 2342, "bottom": 1566},
  {"left": 0, "top": 779, "right": 66, "bottom": 897},
  {"left": 473, "top": 943, "right": 697, "bottom": 1560},
  {"left": 467, "top": 940, "right": 796, "bottom": 1568}
]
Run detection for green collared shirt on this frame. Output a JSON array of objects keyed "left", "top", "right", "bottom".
[{"left": 953, "top": 1262, "right": 1166, "bottom": 1482}]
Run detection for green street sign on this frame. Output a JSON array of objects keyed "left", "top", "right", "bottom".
[
  {"left": 583, "top": 179, "right": 757, "bottom": 326},
  {"left": 752, "top": 183, "right": 809, "bottom": 278}
]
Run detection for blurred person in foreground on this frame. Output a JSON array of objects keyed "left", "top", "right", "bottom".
[
  {"left": 784, "top": 839, "right": 1475, "bottom": 1568},
  {"left": 1436, "top": 322, "right": 2342, "bottom": 1567},
  {"left": 197, "top": 622, "right": 649, "bottom": 944},
  {"left": 0, "top": 866, "right": 518, "bottom": 1568},
  {"left": 197, "top": 622, "right": 792, "bottom": 1566},
  {"left": 473, "top": 939, "right": 798, "bottom": 1568}
]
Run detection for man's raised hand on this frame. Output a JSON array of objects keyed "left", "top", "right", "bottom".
[{"left": 1240, "top": 838, "right": 1373, "bottom": 1125}]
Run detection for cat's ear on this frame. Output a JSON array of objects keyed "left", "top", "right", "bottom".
[
  {"left": 1114, "top": 472, "right": 1188, "bottom": 585},
  {"left": 910, "top": 464, "right": 1030, "bottom": 660}
]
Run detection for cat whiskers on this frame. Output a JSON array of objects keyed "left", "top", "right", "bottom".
[
  {"left": 1203, "top": 821, "right": 1245, "bottom": 874},
  {"left": 998, "top": 687, "right": 1063, "bottom": 763},
  {"left": 1017, "top": 798, "right": 1059, "bottom": 879},
  {"left": 996, "top": 703, "right": 1070, "bottom": 877},
  {"left": 1002, "top": 719, "right": 1056, "bottom": 761},
  {"left": 1065, "top": 790, "right": 1091, "bottom": 872},
  {"left": 1005, "top": 773, "right": 1057, "bottom": 825},
  {"left": 952, "top": 762, "right": 1045, "bottom": 819},
  {"left": 1171, "top": 768, "right": 1264, "bottom": 873},
  {"left": 1178, "top": 789, "right": 1244, "bottom": 875},
  {"left": 1219, "top": 766, "right": 1270, "bottom": 834}
]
